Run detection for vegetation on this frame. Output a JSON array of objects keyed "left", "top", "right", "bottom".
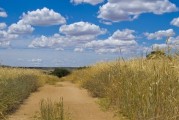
[
  {"left": 34, "top": 98, "right": 71, "bottom": 120},
  {"left": 0, "top": 67, "right": 59, "bottom": 119},
  {"left": 65, "top": 57, "right": 179, "bottom": 120},
  {"left": 146, "top": 50, "right": 167, "bottom": 59},
  {"left": 51, "top": 68, "right": 71, "bottom": 78}
]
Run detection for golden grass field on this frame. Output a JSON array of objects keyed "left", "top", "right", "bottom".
[
  {"left": 65, "top": 57, "right": 179, "bottom": 120},
  {"left": 0, "top": 67, "right": 59, "bottom": 119}
]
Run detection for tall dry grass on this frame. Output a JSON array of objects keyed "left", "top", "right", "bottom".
[
  {"left": 34, "top": 98, "right": 71, "bottom": 120},
  {"left": 65, "top": 58, "right": 179, "bottom": 120},
  {"left": 0, "top": 67, "right": 59, "bottom": 119}
]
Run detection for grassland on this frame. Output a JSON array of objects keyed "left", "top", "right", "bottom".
[
  {"left": 0, "top": 67, "right": 59, "bottom": 119},
  {"left": 65, "top": 57, "right": 179, "bottom": 120}
]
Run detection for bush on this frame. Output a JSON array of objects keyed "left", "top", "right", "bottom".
[
  {"left": 51, "top": 68, "right": 71, "bottom": 78},
  {"left": 146, "top": 50, "right": 166, "bottom": 59}
]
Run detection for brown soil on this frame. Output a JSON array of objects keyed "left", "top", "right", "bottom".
[{"left": 8, "top": 81, "right": 119, "bottom": 120}]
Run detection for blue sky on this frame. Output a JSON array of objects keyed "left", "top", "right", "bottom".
[{"left": 0, "top": 0, "right": 179, "bottom": 67}]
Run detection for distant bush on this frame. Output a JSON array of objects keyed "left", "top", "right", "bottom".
[
  {"left": 77, "top": 66, "right": 90, "bottom": 70},
  {"left": 51, "top": 68, "right": 71, "bottom": 78},
  {"left": 146, "top": 50, "right": 167, "bottom": 59}
]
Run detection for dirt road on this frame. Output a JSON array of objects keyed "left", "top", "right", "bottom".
[{"left": 8, "top": 81, "right": 118, "bottom": 120}]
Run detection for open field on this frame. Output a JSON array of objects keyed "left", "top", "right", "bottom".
[
  {"left": 65, "top": 58, "right": 179, "bottom": 120},
  {"left": 2, "top": 55, "right": 179, "bottom": 120}
]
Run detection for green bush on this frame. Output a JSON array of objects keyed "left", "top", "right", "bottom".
[{"left": 51, "top": 68, "right": 71, "bottom": 78}]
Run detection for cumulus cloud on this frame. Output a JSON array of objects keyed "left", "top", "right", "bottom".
[
  {"left": 28, "top": 34, "right": 64, "bottom": 48},
  {"left": 60, "top": 21, "right": 106, "bottom": 38},
  {"left": 0, "top": 30, "right": 18, "bottom": 41},
  {"left": 8, "top": 21, "right": 34, "bottom": 34},
  {"left": 0, "top": 8, "right": 7, "bottom": 17},
  {"left": 98, "top": 0, "right": 178, "bottom": 22},
  {"left": 144, "top": 29, "right": 175, "bottom": 40},
  {"left": 171, "top": 17, "right": 179, "bottom": 27},
  {"left": 152, "top": 43, "right": 167, "bottom": 49},
  {"left": 85, "top": 29, "right": 138, "bottom": 53},
  {"left": 29, "top": 28, "right": 140, "bottom": 54},
  {"left": 20, "top": 7, "right": 66, "bottom": 26},
  {"left": 168, "top": 36, "right": 179, "bottom": 46},
  {"left": 0, "top": 23, "right": 7, "bottom": 29},
  {"left": 74, "top": 48, "right": 84, "bottom": 52},
  {"left": 29, "top": 22, "right": 107, "bottom": 49},
  {"left": 71, "top": 0, "right": 104, "bottom": 5},
  {"left": 151, "top": 36, "right": 179, "bottom": 51}
]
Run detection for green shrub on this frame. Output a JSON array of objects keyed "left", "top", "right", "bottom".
[{"left": 51, "top": 68, "right": 71, "bottom": 78}]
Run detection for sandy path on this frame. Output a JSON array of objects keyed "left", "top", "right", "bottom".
[{"left": 8, "top": 81, "right": 118, "bottom": 120}]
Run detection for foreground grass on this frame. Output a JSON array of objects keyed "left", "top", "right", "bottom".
[
  {"left": 0, "top": 67, "right": 59, "bottom": 119},
  {"left": 65, "top": 58, "right": 179, "bottom": 120},
  {"left": 34, "top": 98, "right": 71, "bottom": 120}
]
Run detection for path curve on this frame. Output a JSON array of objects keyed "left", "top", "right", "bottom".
[{"left": 8, "top": 81, "right": 118, "bottom": 120}]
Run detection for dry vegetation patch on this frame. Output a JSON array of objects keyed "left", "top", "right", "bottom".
[
  {"left": 0, "top": 67, "right": 59, "bottom": 119},
  {"left": 65, "top": 58, "right": 179, "bottom": 120}
]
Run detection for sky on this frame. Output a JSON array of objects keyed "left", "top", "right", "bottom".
[{"left": 0, "top": 0, "right": 179, "bottom": 67}]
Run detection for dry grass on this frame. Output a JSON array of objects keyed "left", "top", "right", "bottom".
[
  {"left": 0, "top": 67, "right": 59, "bottom": 119},
  {"left": 65, "top": 58, "right": 179, "bottom": 120},
  {"left": 34, "top": 98, "right": 71, "bottom": 120}
]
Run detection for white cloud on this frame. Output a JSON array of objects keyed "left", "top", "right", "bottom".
[
  {"left": 168, "top": 36, "right": 179, "bottom": 46},
  {"left": 151, "top": 36, "right": 179, "bottom": 51},
  {"left": 152, "top": 43, "right": 167, "bottom": 49},
  {"left": 71, "top": 0, "right": 104, "bottom": 5},
  {"left": 29, "top": 22, "right": 107, "bottom": 49},
  {"left": 144, "top": 29, "right": 175, "bottom": 40},
  {"left": 98, "top": 0, "right": 178, "bottom": 22},
  {"left": 171, "top": 17, "right": 179, "bottom": 27},
  {"left": 30, "top": 58, "right": 42, "bottom": 63},
  {"left": 60, "top": 21, "right": 106, "bottom": 38},
  {"left": 20, "top": 7, "right": 66, "bottom": 26},
  {"left": 55, "top": 48, "right": 64, "bottom": 51},
  {"left": 0, "top": 41, "right": 10, "bottom": 48},
  {"left": 29, "top": 29, "right": 140, "bottom": 54},
  {"left": 0, "top": 30, "right": 18, "bottom": 41},
  {"left": 0, "top": 23, "right": 7, "bottom": 29},
  {"left": 8, "top": 21, "right": 34, "bottom": 34},
  {"left": 74, "top": 48, "right": 84, "bottom": 52},
  {"left": 0, "top": 8, "right": 7, "bottom": 17},
  {"left": 29, "top": 34, "right": 64, "bottom": 48},
  {"left": 100, "top": 20, "right": 112, "bottom": 25},
  {"left": 85, "top": 29, "right": 138, "bottom": 53}
]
